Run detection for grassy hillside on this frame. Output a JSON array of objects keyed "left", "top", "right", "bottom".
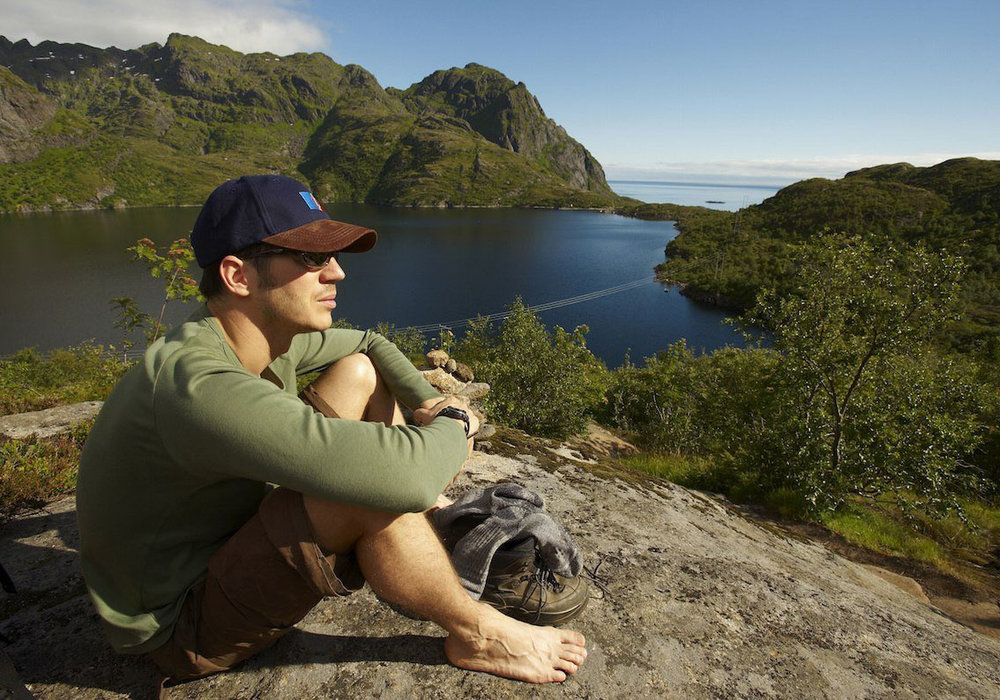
[
  {"left": 0, "top": 35, "right": 619, "bottom": 212},
  {"left": 617, "top": 158, "right": 1000, "bottom": 350}
]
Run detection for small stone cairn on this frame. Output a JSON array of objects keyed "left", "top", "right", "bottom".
[{"left": 420, "top": 350, "right": 494, "bottom": 439}]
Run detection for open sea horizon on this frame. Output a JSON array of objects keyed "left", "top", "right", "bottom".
[{"left": 609, "top": 179, "right": 784, "bottom": 211}]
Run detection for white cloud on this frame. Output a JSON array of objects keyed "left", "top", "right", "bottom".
[{"left": 3, "top": 0, "right": 328, "bottom": 55}]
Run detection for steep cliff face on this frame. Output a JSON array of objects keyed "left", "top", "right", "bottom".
[
  {"left": 0, "top": 66, "right": 57, "bottom": 163},
  {"left": 398, "top": 64, "right": 612, "bottom": 194},
  {"left": 0, "top": 35, "right": 617, "bottom": 212}
]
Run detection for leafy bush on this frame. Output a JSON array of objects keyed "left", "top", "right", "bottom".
[
  {"left": 374, "top": 322, "right": 427, "bottom": 362},
  {"left": 113, "top": 237, "right": 203, "bottom": 350},
  {"left": 0, "top": 344, "right": 130, "bottom": 415},
  {"left": 608, "top": 236, "right": 991, "bottom": 518},
  {"left": 0, "top": 419, "right": 92, "bottom": 520},
  {"left": 603, "top": 342, "right": 779, "bottom": 457},
  {"left": 456, "top": 299, "right": 607, "bottom": 438}
]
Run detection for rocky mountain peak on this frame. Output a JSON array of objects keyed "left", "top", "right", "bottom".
[
  {"left": 400, "top": 63, "right": 610, "bottom": 194},
  {"left": 0, "top": 34, "right": 618, "bottom": 211}
]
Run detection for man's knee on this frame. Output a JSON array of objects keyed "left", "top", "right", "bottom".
[
  {"left": 321, "top": 353, "right": 378, "bottom": 394},
  {"left": 302, "top": 493, "right": 409, "bottom": 554},
  {"left": 301, "top": 353, "right": 380, "bottom": 420}
]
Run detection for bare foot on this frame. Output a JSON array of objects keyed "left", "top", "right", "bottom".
[{"left": 444, "top": 604, "right": 587, "bottom": 683}]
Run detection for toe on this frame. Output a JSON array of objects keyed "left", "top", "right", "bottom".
[{"left": 555, "top": 657, "right": 580, "bottom": 675}]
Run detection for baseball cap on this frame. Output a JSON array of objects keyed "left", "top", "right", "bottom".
[{"left": 190, "top": 175, "right": 377, "bottom": 267}]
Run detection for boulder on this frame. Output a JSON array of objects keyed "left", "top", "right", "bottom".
[
  {"left": 425, "top": 350, "right": 449, "bottom": 369},
  {"left": 419, "top": 368, "right": 466, "bottom": 395},
  {"left": 0, "top": 401, "right": 103, "bottom": 440},
  {"left": 2, "top": 427, "right": 999, "bottom": 697},
  {"left": 457, "top": 382, "right": 489, "bottom": 402},
  {"left": 453, "top": 362, "right": 474, "bottom": 383}
]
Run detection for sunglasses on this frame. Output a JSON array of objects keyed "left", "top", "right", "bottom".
[{"left": 244, "top": 248, "right": 340, "bottom": 271}]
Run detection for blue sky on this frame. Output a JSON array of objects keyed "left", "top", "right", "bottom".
[{"left": 5, "top": 0, "right": 999, "bottom": 183}]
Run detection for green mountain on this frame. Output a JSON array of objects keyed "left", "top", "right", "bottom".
[
  {"left": 0, "top": 34, "right": 615, "bottom": 212},
  {"left": 618, "top": 157, "right": 1000, "bottom": 347}
]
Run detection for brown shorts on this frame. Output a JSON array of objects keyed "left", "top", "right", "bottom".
[{"left": 147, "top": 487, "right": 365, "bottom": 682}]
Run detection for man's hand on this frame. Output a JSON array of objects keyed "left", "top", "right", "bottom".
[
  {"left": 413, "top": 396, "right": 480, "bottom": 460},
  {"left": 413, "top": 396, "right": 481, "bottom": 437}
]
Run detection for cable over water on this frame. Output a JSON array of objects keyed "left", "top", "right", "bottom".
[
  {"left": 407, "top": 252, "right": 723, "bottom": 334},
  {"left": 408, "top": 276, "right": 656, "bottom": 333}
]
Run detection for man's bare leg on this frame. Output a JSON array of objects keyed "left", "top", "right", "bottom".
[{"left": 300, "top": 354, "right": 588, "bottom": 683}]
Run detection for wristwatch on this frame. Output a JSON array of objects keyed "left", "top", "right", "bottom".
[{"left": 437, "top": 406, "right": 471, "bottom": 437}]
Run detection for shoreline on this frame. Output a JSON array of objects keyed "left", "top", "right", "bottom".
[{"left": 2, "top": 200, "right": 621, "bottom": 217}]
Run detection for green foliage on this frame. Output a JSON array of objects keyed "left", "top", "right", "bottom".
[
  {"left": 0, "top": 345, "right": 129, "bottom": 415},
  {"left": 456, "top": 300, "right": 608, "bottom": 438},
  {"left": 738, "top": 235, "right": 984, "bottom": 514},
  {"left": 122, "top": 237, "right": 202, "bottom": 343},
  {"left": 603, "top": 342, "right": 779, "bottom": 456},
  {"left": 109, "top": 295, "right": 149, "bottom": 360},
  {"left": 373, "top": 322, "right": 427, "bottom": 361},
  {"left": 0, "top": 419, "right": 91, "bottom": 520},
  {"left": 817, "top": 494, "right": 1000, "bottom": 573},
  {"left": 639, "top": 158, "right": 1000, "bottom": 348},
  {"left": 433, "top": 328, "right": 456, "bottom": 355},
  {"left": 621, "top": 452, "right": 736, "bottom": 496},
  {"left": 821, "top": 502, "right": 946, "bottom": 564},
  {"left": 607, "top": 235, "right": 991, "bottom": 519}
]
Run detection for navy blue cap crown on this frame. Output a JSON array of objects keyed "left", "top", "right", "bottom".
[{"left": 191, "top": 175, "right": 376, "bottom": 267}]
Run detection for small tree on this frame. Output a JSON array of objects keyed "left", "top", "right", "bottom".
[
  {"left": 456, "top": 299, "right": 607, "bottom": 438},
  {"left": 741, "top": 233, "right": 983, "bottom": 513},
  {"left": 112, "top": 238, "right": 202, "bottom": 351}
]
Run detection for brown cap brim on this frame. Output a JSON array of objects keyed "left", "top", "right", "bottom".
[{"left": 262, "top": 218, "right": 377, "bottom": 254}]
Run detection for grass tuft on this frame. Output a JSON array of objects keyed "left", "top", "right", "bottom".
[
  {"left": 0, "top": 344, "right": 130, "bottom": 415},
  {"left": 0, "top": 420, "right": 91, "bottom": 521}
]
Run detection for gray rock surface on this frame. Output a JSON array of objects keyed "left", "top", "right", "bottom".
[
  {"left": 0, "top": 66, "right": 57, "bottom": 164},
  {"left": 2, "top": 429, "right": 999, "bottom": 698},
  {"left": 0, "top": 401, "right": 103, "bottom": 440}
]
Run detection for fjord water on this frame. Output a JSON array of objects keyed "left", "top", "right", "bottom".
[{"left": 0, "top": 205, "right": 744, "bottom": 366}]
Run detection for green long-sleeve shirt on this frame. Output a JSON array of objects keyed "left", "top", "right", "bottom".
[{"left": 76, "top": 307, "right": 468, "bottom": 654}]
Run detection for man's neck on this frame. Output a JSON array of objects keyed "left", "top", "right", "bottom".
[{"left": 206, "top": 299, "right": 292, "bottom": 375}]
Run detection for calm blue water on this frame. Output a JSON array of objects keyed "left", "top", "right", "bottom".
[
  {"left": 610, "top": 180, "right": 782, "bottom": 211},
  {"left": 0, "top": 204, "right": 746, "bottom": 366}
]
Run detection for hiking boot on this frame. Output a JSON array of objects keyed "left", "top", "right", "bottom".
[{"left": 479, "top": 539, "right": 589, "bottom": 627}]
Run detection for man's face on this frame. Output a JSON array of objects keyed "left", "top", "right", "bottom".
[{"left": 250, "top": 252, "right": 346, "bottom": 337}]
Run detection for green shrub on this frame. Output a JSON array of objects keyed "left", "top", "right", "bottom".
[
  {"left": 0, "top": 344, "right": 130, "bottom": 415},
  {"left": 603, "top": 342, "right": 779, "bottom": 456},
  {"left": 374, "top": 322, "right": 427, "bottom": 362},
  {"left": 456, "top": 299, "right": 607, "bottom": 438},
  {"left": 0, "top": 419, "right": 92, "bottom": 520}
]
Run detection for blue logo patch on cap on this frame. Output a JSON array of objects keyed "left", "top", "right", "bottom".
[{"left": 299, "top": 191, "right": 323, "bottom": 211}]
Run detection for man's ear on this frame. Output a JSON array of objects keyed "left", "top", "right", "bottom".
[{"left": 218, "top": 255, "right": 252, "bottom": 297}]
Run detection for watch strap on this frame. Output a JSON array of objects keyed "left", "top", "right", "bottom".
[{"left": 437, "top": 406, "right": 470, "bottom": 437}]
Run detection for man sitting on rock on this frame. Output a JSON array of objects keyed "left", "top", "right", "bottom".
[{"left": 76, "top": 175, "right": 587, "bottom": 685}]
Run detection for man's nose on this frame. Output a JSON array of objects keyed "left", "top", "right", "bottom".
[{"left": 321, "top": 257, "right": 346, "bottom": 282}]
